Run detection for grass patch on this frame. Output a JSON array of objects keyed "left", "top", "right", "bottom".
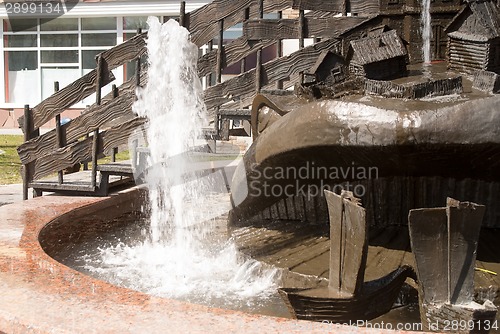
[
  {"left": 0, "top": 135, "right": 23, "bottom": 184},
  {"left": 86, "top": 150, "right": 131, "bottom": 169}
]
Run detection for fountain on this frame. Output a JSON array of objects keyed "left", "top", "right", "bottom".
[
  {"left": 5, "top": 0, "right": 500, "bottom": 331},
  {"left": 72, "top": 17, "right": 282, "bottom": 310},
  {"left": 420, "top": 0, "right": 432, "bottom": 63}
]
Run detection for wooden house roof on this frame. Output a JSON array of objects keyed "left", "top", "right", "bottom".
[
  {"left": 446, "top": 0, "right": 500, "bottom": 41},
  {"left": 316, "top": 15, "right": 378, "bottom": 37},
  {"left": 310, "top": 50, "right": 345, "bottom": 74},
  {"left": 367, "top": 24, "right": 391, "bottom": 37},
  {"left": 349, "top": 30, "right": 407, "bottom": 65}
]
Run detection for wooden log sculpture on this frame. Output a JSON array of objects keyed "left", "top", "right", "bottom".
[
  {"left": 278, "top": 190, "right": 416, "bottom": 323},
  {"left": 409, "top": 198, "right": 498, "bottom": 333}
]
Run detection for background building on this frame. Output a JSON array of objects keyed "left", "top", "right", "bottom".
[{"left": 0, "top": 0, "right": 210, "bottom": 128}]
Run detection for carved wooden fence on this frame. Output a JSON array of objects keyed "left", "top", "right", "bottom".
[
  {"left": 17, "top": 29, "right": 148, "bottom": 198},
  {"left": 17, "top": 0, "right": 366, "bottom": 198}
]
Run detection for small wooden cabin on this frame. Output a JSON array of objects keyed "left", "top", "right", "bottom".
[
  {"left": 446, "top": 0, "right": 500, "bottom": 73},
  {"left": 347, "top": 30, "right": 408, "bottom": 80},
  {"left": 309, "top": 51, "right": 347, "bottom": 85}
]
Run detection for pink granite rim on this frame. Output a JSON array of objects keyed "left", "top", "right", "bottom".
[{"left": 0, "top": 187, "right": 422, "bottom": 333}]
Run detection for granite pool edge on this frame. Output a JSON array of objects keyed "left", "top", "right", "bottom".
[{"left": 0, "top": 187, "right": 421, "bottom": 333}]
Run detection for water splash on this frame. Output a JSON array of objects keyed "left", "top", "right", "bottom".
[
  {"left": 85, "top": 17, "right": 279, "bottom": 309},
  {"left": 133, "top": 17, "right": 206, "bottom": 244},
  {"left": 420, "top": 0, "right": 432, "bottom": 63}
]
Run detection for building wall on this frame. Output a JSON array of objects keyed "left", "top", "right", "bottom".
[
  {"left": 364, "top": 57, "right": 407, "bottom": 79},
  {"left": 448, "top": 37, "right": 488, "bottom": 73},
  {"left": 341, "top": 17, "right": 385, "bottom": 57},
  {"left": 351, "top": 0, "right": 381, "bottom": 16},
  {"left": 487, "top": 38, "right": 500, "bottom": 73},
  {"left": 349, "top": 62, "right": 365, "bottom": 77},
  {"left": 396, "top": 12, "right": 456, "bottom": 63},
  {"left": 380, "top": 0, "right": 405, "bottom": 14},
  {"left": 0, "top": 16, "right": 156, "bottom": 129},
  {"left": 2, "top": 17, "right": 150, "bottom": 104},
  {"left": 0, "top": 1, "right": 211, "bottom": 128},
  {"left": 377, "top": 0, "right": 462, "bottom": 63}
]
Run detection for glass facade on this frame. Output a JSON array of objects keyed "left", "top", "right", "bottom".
[
  {"left": 1, "top": 16, "right": 155, "bottom": 106},
  {"left": 0, "top": 10, "right": 249, "bottom": 107}
]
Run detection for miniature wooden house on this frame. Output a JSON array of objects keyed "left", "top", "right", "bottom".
[
  {"left": 310, "top": 51, "right": 347, "bottom": 85},
  {"left": 347, "top": 30, "right": 408, "bottom": 80},
  {"left": 446, "top": 0, "right": 500, "bottom": 73}
]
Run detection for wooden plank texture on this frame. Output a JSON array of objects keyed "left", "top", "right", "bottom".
[
  {"left": 408, "top": 208, "right": 449, "bottom": 304},
  {"left": 198, "top": 47, "right": 217, "bottom": 77},
  {"left": 262, "top": 0, "right": 293, "bottom": 13},
  {"left": 19, "top": 69, "right": 115, "bottom": 130},
  {"left": 204, "top": 39, "right": 340, "bottom": 111},
  {"left": 244, "top": 19, "right": 299, "bottom": 40},
  {"left": 325, "top": 190, "right": 367, "bottom": 296},
  {"left": 18, "top": 91, "right": 136, "bottom": 165},
  {"left": 17, "top": 69, "right": 147, "bottom": 163},
  {"left": 350, "top": 0, "right": 380, "bottom": 16},
  {"left": 292, "top": 0, "right": 343, "bottom": 11},
  {"left": 243, "top": 16, "right": 375, "bottom": 40},
  {"left": 188, "top": 0, "right": 255, "bottom": 46},
  {"left": 98, "top": 32, "right": 147, "bottom": 70},
  {"left": 219, "top": 72, "right": 301, "bottom": 111},
  {"left": 446, "top": 199, "right": 485, "bottom": 304},
  {"left": 306, "top": 16, "right": 375, "bottom": 38},
  {"left": 198, "top": 37, "right": 275, "bottom": 77},
  {"left": 17, "top": 69, "right": 147, "bottom": 167},
  {"left": 29, "top": 171, "right": 132, "bottom": 193},
  {"left": 188, "top": 0, "right": 292, "bottom": 47},
  {"left": 218, "top": 109, "right": 252, "bottom": 116},
  {"left": 97, "top": 160, "right": 133, "bottom": 174},
  {"left": 32, "top": 117, "right": 146, "bottom": 180}
]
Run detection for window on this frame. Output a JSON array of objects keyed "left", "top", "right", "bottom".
[
  {"left": 40, "top": 35, "right": 78, "bottom": 47},
  {"left": 5, "top": 35, "right": 37, "bottom": 47},
  {"left": 41, "top": 50, "right": 79, "bottom": 64},
  {"left": 4, "top": 51, "right": 39, "bottom": 104},
  {"left": 82, "top": 33, "right": 117, "bottom": 47},
  {"left": 82, "top": 50, "right": 103, "bottom": 70},
  {"left": 1, "top": 15, "right": 169, "bottom": 107},
  {"left": 82, "top": 18, "right": 116, "bottom": 30},
  {"left": 40, "top": 18, "right": 78, "bottom": 31},
  {"left": 224, "top": 23, "right": 243, "bottom": 40},
  {"left": 4, "top": 19, "right": 37, "bottom": 32},
  {"left": 124, "top": 17, "right": 150, "bottom": 30},
  {"left": 123, "top": 16, "right": 154, "bottom": 81},
  {"left": 3, "top": 17, "right": 104, "bottom": 103}
]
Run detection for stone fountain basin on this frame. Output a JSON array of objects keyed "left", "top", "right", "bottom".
[
  {"left": 0, "top": 188, "right": 311, "bottom": 333},
  {"left": 0, "top": 184, "right": 426, "bottom": 333}
]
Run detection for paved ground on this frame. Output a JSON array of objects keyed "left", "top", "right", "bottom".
[
  {"left": 0, "top": 183, "right": 27, "bottom": 206},
  {"left": 0, "top": 129, "right": 22, "bottom": 135},
  {"left": 0, "top": 128, "right": 51, "bottom": 135}
]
